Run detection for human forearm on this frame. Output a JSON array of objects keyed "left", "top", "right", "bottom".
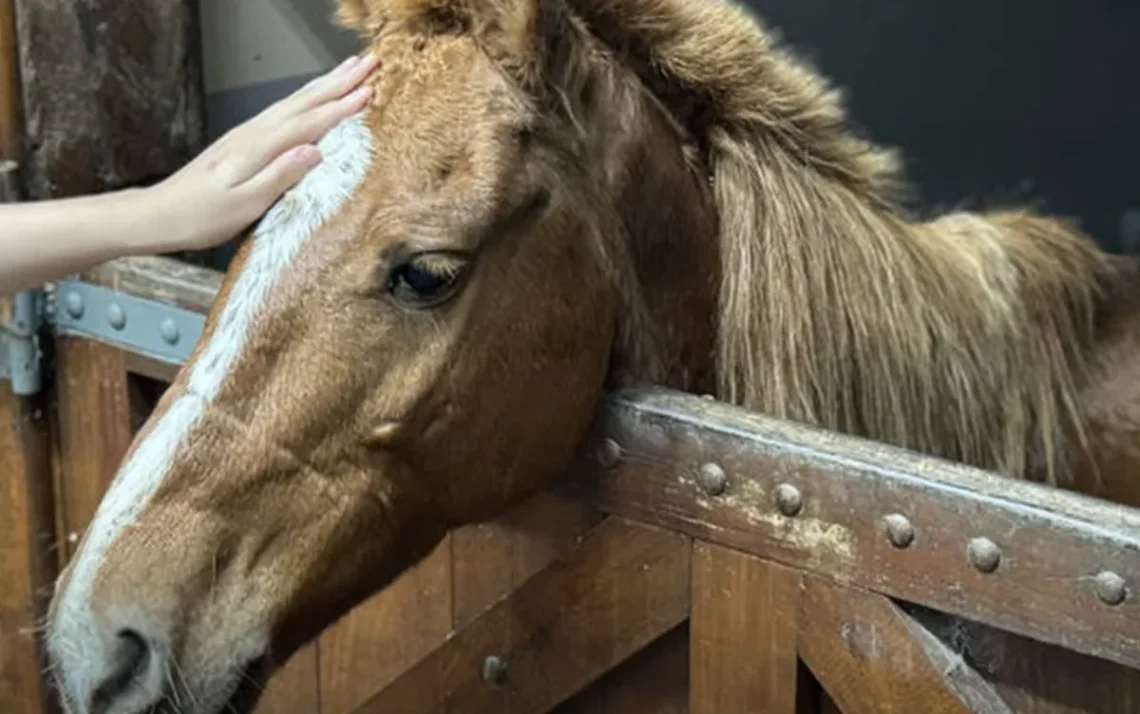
[
  {"left": 0, "top": 51, "right": 378, "bottom": 297},
  {"left": 0, "top": 187, "right": 174, "bottom": 294}
]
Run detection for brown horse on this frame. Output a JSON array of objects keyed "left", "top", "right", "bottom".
[{"left": 45, "top": 0, "right": 1140, "bottom": 711}]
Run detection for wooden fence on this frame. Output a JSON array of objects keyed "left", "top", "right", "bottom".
[{"left": 2, "top": 1, "right": 1140, "bottom": 712}]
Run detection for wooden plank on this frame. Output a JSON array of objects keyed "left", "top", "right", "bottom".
[
  {"left": 555, "top": 624, "right": 690, "bottom": 714},
  {"left": 318, "top": 537, "right": 454, "bottom": 714},
  {"left": 350, "top": 517, "right": 691, "bottom": 714},
  {"left": 797, "top": 576, "right": 1010, "bottom": 714},
  {"left": 0, "top": 385, "right": 58, "bottom": 714},
  {"left": 902, "top": 603, "right": 1140, "bottom": 714},
  {"left": 691, "top": 542, "right": 800, "bottom": 714},
  {"left": 574, "top": 388, "right": 1140, "bottom": 671},
  {"left": 0, "top": 0, "right": 19, "bottom": 160},
  {"left": 84, "top": 256, "right": 222, "bottom": 315},
  {"left": 451, "top": 490, "right": 601, "bottom": 627},
  {"left": 14, "top": 0, "right": 205, "bottom": 199},
  {"left": 255, "top": 644, "right": 322, "bottom": 714},
  {"left": 52, "top": 337, "right": 135, "bottom": 559}
]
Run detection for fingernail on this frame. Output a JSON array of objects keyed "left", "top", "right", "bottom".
[
  {"left": 294, "top": 145, "right": 322, "bottom": 163},
  {"left": 335, "top": 55, "right": 360, "bottom": 72}
]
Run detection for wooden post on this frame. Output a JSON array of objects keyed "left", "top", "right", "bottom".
[{"left": 0, "top": 164, "right": 60, "bottom": 714}]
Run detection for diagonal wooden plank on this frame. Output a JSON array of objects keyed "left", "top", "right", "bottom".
[
  {"left": 350, "top": 517, "right": 691, "bottom": 714},
  {"left": 690, "top": 543, "right": 800, "bottom": 714},
  {"left": 797, "top": 575, "right": 1012, "bottom": 714}
]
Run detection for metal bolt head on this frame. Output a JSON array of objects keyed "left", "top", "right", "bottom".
[
  {"left": 63, "top": 291, "right": 84, "bottom": 318},
  {"left": 1093, "top": 571, "right": 1128, "bottom": 606},
  {"left": 597, "top": 438, "right": 621, "bottom": 468},
  {"left": 159, "top": 318, "right": 180, "bottom": 345},
  {"left": 967, "top": 537, "right": 1002, "bottom": 573},
  {"left": 697, "top": 462, "right": 727, "bottom": 495},
  {"left": 106, "top": 303, "right": 126, "bottom": 330},
  {"left": 882, "top": 514, "right": 915, "bottom": 548},
  {"left": 774, "top": 483, "right": 802, "bottom": 516},
  {"left": 481, "top": 654, "right": 508, "bottom": 687}
]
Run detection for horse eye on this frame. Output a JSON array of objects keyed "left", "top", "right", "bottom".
[{"left": 386, "top": 252, "right": 468, "bottom": 308}]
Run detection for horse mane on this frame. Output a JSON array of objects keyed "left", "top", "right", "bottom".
[{"left": 335, "top": 0, "right": 1110, "bottom": 481}]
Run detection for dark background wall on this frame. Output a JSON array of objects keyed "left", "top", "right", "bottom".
[{"left": 746, "top": 0, "right": 1140, "bottom": 252}]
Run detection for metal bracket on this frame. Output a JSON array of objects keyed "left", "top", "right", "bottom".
[
  {"left": 52, "top": 279, "right": 205, "bottom": 365},
  {"left": 1, "top": 289, "right": 46, "bottom": 395}
]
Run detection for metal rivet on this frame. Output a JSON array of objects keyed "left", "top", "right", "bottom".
[
  {"left": 882, "top": 514, "right": 914, "bottom": 548},
  {"left": 63, "top": 291, "right": 84, "bottom": 318},
  {"left": 1093, "top": 571, "right": 1128, "bottom": 606},
  {"left": 774, "top": 483, "right": 802, "bottom": 516},
  {"left": 106, "top": 303, "right": 126, "bottom": 330},
  {"left": 697, "top": 463, "right": 727, "bottom": 495},
  {"left": 967, "top": 537, "right": 1001, "bottom": 573},
  {"left": 481, "top": 654, "right": 508, "bottom": 687},
  {"left": 597, "top": 438, "right": 621, "bottom": 468},
  {"left": 159, "top": 318, "right": 180, "bottom": 345}
]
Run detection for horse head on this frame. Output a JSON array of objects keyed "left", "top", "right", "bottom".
[{"left": 46, "top": 0, "right": 725, "bottom": 711}]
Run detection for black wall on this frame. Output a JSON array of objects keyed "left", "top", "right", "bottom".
[{"left": 746, "top": 0, "right": 1139, "bottom": 251}]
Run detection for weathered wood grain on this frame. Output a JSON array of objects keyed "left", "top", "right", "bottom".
[
  {"left": 52, "top": 337, "right": 135, "bottom": 559},
  {"left": 902, "top": 603, "right": 1140, "bottom": 714},
  {"left": 318, "top": 537, "right": 454, "bottom": 714},
  {"left": 0, "top": 385, "right": 58, "bottom": 714},
  {"left": 14, "top": 0, "right": 204, "bottom": 199},
  {"left": 575, "top": 388, "right": 1140, "bottom": 671},
  {"left": 0, "top": 0, "right": 19, "bottom": 160},
  {"left": 451, "top": 490, "right": 601, "bottom": 628},
  {"left": 798, "top": 576, "right": 1009, "bottom": 714},
  {"left": 350, "top": 517, "right": 691, "bottom": 714},
  {"left": 691, "top": 543, "right": 800, "bottom": 714}
]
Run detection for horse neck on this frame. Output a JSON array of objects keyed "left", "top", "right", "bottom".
[{"left": 595, "top": 79, "right": 722, "bottom": 395}]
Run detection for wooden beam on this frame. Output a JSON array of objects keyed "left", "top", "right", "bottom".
[
  {"left": 0, "top": 0, "right": 20, "bottom": 160},
  {"left": 797, "top": 575, "right": 1010, "bottom": 714},
  {"left": 13, "top": 0, "right": 205, "bottom": 199},
  {"left": 690, "top": 543, "right": 800, "bottom": 714},
  {"left": 349, "top": 517, "right": 691, "bottom": 714},
  {"left": 574, "top": 388, "right": 1140, "bottom": 672}
]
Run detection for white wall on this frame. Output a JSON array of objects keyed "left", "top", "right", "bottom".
[{"left": 197, "top": 0, "right": 361, "bottom": 137}]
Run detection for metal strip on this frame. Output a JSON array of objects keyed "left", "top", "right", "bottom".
[{"left": 52, "top": 279, "right": 205, "bottom": 365}]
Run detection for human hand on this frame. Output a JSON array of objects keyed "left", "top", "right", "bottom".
[{"left": 144, "top": 51, "right": 381, "bottom": 253}]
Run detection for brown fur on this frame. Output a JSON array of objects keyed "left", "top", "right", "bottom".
[{"left": 339, "top": 0, "right": 1111, "bottom": 481}]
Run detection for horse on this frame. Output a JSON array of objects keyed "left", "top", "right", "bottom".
[{"left": 44, "top": 0, "right": 1140, "bottom": 711}]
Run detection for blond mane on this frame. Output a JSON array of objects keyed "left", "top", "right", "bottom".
[{"left": 336, "top": 0, "right": 1110, "bottom": 480}]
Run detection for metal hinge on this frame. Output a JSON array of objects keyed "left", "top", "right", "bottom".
[
  {"left": 0, "top": 289, "right": 46, "bottom": 395},
  {"left": 2, "top": 279, "right": 205, "bottom": 395}
]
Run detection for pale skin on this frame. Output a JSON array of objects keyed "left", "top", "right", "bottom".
[{"left": 0, "top": 51, "right": 381, "bottom": 295}]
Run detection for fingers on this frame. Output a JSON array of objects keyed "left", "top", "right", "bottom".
[
  {"left": 238, "top": 144, "right": 324, "bottom": 210},
  {"left": 280, "top": 51, "right": 381, "bottom": 116}
]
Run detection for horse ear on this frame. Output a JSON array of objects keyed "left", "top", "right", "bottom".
[{"left": 334, "top": 0, "right": 375, "bottom": 36}]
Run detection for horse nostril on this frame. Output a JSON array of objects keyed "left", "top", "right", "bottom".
[{"left": 91, "top": 629, "right": 151, "bottom": 710}]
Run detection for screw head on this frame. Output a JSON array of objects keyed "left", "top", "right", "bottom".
[
  {"left": 774, "top": 483, "right": 802, "bottom": 516},
  {"left": 697, "top": 462, "right": 728, "bottom": 495},
  {"left": 159, "top": 318, "right": 180, "bottom": 345},
  {"left": 106, "top": 303, "right": 126, "bottom": 330},
  {"left": 966, "top": 537, "right": 1002, "bottom": 573},
  {"left": 597, "top": 438, "right": 621, "bottom": 468},
  {"left": 481, "top": 654, "right": 508, "bottom": 687},
  {"left": 1093, "top": 571, "right": 1128, "bottom": 606},
  {"left": 882, "top": 514, "right": 915, "bottom": 548},
  {"left": 63, "top": 292, "right": 84, "bottom": 319}
]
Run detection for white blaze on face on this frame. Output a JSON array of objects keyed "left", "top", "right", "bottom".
[{"left": 48, "top": 112, "right": 374, "bottom": 707}]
